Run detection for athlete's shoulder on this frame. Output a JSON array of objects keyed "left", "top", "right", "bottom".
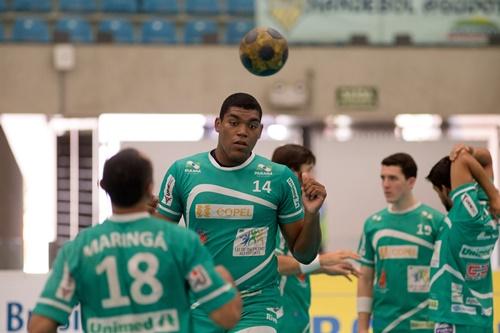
[
  {"left": 419, "top": 204, "right": 445, "bottom": 220},
  {"left": 173, "top": 152, "right": 210, "bottom": 168},
  {"left": 365, "top": 207, "right": 388, "bottom": 224},
  {"left": 253, "top": 154, "right": 293, "bottom": 176}
]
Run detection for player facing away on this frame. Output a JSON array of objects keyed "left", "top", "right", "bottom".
[
  {"left": 28, "top": 148, "right": 242, "bottom": 333},
  {"left": 156, "top": 93, "right": 326, "bottom": 333},
  {"left": 272, "top": 144, "right": 360, "bottom": 333},
  {"left": 426, "top": 145, "right": 500, "bottom": 333},
  {"left": 357, "top": 153, "right": 445, "bottom": 333}
]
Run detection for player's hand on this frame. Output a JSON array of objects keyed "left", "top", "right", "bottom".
[
  {"left": 321, "top": 262, "right": 361, "bottom": 281},
  {"left": 319, "top": 250, "right": 359, "bottom": 266},
  {"left": 449, "top": 144, "right": 472, "bottom": 161},
  {"left": 301, "top": 173, "right": 327, "bottom": 214},
  {"left": 147, "top": 195, "right": 159, "bottom": 215},
  {"left": 489, "top": 192, "right": 500, "bottom": 219}
]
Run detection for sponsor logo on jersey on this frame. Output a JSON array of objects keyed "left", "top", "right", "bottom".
[
  {"left": 451, "top": 282, "right": 464, "bottom": 304},
  {"left": 377, "top": 270, "right": 387, "bottom": 290},
  {"left": 482, "top": 307, "right": 493, "bottom": 316},
  {"left": 430, "top": 240, "right": 441, "bottom": 268},
  {"left": 371, "top": 214, "right": 382, "bottom": 222},
  {"left": 465, "top": 297, "right": 480, "bottom": 306},
  {"left": 255, "top": 163, "right": 273, "bottom": 176},
  {"left": 434, "top": 323, "right": 454, "bottom": 333},
  {"left": 87, "top": 309, "right": 179, "bottom": 333},
  {"left": 407, "top": 266, "right": 429, "bottom": 293},
  {"left": 188, "top": 265, "right": 213, "bottom": 292},
  {"left": 410, "top": 320, "right": 434, "bottom": 330},
  {"left": 428, "top": 299, "right": 438, "bottom": 310},
  {"left": 461, "top": 193, "right": 478, "bottom": 217},
  {"left": 195, "top": 204, "right": 254, "bottom": 219},
  {"left": 56, "top": 263, "right": 76, "bottom": 301},
  {"left": 184, "top": 160, "right": 201, "bottom": 173},
  {"left": 286, "top": 177, "right": 301, "bottom": 209},
  {"left": 161, "top": 175, "right": 175, "bottom": 207},
  {"left": 459, "top": 244, "right": 494, "bottom": 260},
  {"left": 233, "top": 227, "right": 268, "bottom": 256},
  {"left": 196, "top": 229, "right": 208, "bottom": 244},
  {"left": 451, "top": 304, "right": 477, "bottom": 315},
  {"left": 378, "top": 245, "right": 418, "bottom": 259},
  {"left": 466, "top": 263, "right": 489, "bottom": 280},
  {"left": 265, "top": 307, "right": 279, "bottom": 324},
  {"left": 477, "top": 231, "right": 495, "bottom": 240}
]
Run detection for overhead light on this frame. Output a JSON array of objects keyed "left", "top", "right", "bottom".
[
  {"left": 267, "top": 124, "right": 289, "bottom": 140},
  {"left": 395, "top": 114, "right": 442, "bottom": 141}
]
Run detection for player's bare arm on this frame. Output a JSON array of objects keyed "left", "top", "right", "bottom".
[
  {"left": 279, "top": 175, "right": 326, "bottom": 264},
  {"left": 357, "top": 266, "right": 374, "bottom": 333},
  {"left": 28, "top": 315, "right": 59, "bottom": 333}
]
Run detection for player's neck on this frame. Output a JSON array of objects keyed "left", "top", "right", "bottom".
[
  {"left": 211, "top": 148, "right": 245, "bottom": 167},
  {"left": 112, "top": 202, "right": 148, "bottom": 215},
  {"left": 391, "top": 194, "right": 418, "bottom": 212}
]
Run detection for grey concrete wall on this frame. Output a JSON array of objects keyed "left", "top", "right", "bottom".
[{"left": 0, "top": 45, "right": 499, "bottom": 117}]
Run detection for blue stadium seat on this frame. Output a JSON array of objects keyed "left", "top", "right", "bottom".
[
  {"left": 227, "top": 0, "right": 254, "bottom": 15},
  {"left": 13, "top": 0, "right": 51, "bottom": 11},
  {"left": 141, "top": 0, "right": 178, "bottom": 13},
  {"left": 55, "top": 17, "right": 93, "bottom": 43},
  {"left": 102, "top": 0, "right": 137, "bottom": 13},
  {"left": 141, "top": 19, "right": 176, "bottom": 44},
  {"left": 185, "top": 0, "right": 220, "bottom": 15},
  {"left": 184, "top": 19, "right": 218, "bottom": 44},
  {"left": 98, "top": 19, "right": 134, "bottom": 43},
  {"left": 0, "top": 0, "right": 6, "bottom": 12},
  {"left": 225, "top": 20, "right": 253, "bottom": 44},
  {"left": 12, "top": 17, "right": 50, "bottom": 42},
  {"left": 0, "top": 23, "right": 4, "bottom": 42},
  {"left": 59, "top": 0, "right": 97, "bottom": 12}
]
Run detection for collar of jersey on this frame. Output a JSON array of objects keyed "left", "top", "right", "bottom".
[
  {"left": 108, "top": 212, "right": 150, "bottom": 222},
  {"left": 387, "top": 202, "right": 421, "bottom": 214},
  {"left": 208, "top": 151, "right": 255, "bottom": 171}
]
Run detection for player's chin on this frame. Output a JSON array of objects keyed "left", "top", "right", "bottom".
[{"left": 229, "top": 149, "right": 250, "bottom": 163}]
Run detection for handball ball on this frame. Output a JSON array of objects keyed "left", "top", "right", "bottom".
[{"left": 239, "top": 27, "right": 288, "bottom": 77}]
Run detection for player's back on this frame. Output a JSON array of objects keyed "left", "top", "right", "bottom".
[{"left": 63, "top": 215, "right": 198, "bottom": 332}]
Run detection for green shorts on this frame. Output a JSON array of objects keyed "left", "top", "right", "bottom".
[
  {"left": 192, "top": 289, "right": 279, "bottom": 333},
  {"left": 276, "top": 306, "right": 309, "bottom": 333},
  {"left": 434, "top": 323, "right": 492, "bottom": 333}
]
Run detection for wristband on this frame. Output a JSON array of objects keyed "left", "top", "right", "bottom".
[
  {"left": 299, "top": 255, "right": 321, "bottom": 274},
  {"left": 357, "top": 297, "right": 373, "bottom": 313}
]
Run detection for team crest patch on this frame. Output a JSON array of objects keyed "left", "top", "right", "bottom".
[
  {"left": 435, "top": 323, "right": 454, "bottom": 333},
  {"left": 255, "top": 163, "right": 273, "bottom": 176},
  {"left": 466, "top": 263, "right": 489, "bottom": 280},
  {"left": 184, "top": 160, "right": 201, "bottom": 173},
  {"left": 233, "top": 227, "right": 268, "bottom": 256},
  {"left": 407, "top": 266, "right": 429, "bottom": 293},
  {"left": 187, "top": 265, "right": 212, "bottom": 292}
]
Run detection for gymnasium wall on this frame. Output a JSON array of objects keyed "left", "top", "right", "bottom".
[{"left": 0, "top": 46, "right": 499, "bottom": 118}]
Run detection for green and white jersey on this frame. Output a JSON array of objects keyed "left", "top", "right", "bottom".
[
  {"left": 357, "top": 203, "right": 445, "bottom": 333},
  {"left": 158, "top": 152, "right": 304, "bottom": 294},
  {"left": 275, "top": 231, "right": 311, "bottom": 333},
  {"left": 32, "top": 213, "right": 237, "bottom": 333},
  {"left": 429, "top": 182, "right": 499, "bottom": 329}
]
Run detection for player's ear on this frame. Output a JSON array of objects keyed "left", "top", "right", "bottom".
[
  {"left": 215, "top": 117, "right": 222, "bottom": 133},
  {"left": 257, "top": 123, "right": 263, "bottom": 138},
  {"left": 407, "top": 176, "right": 416, "bottom": 189}
]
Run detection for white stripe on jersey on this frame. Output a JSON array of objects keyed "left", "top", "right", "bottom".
[
  {"left": 278, "top": 208, "right": 303, "bottom": 219},
  {"left": 190, "top": 283, "right": 233, "bottom": 309},
  {"left": 158, "top": 205, "right": 182, "bottom": 216},
  {"left": 235, "top": 252, "right": 275, "bottom": 286},
  {"left": 186, "top": 184, "right": 277, "bottom": 228},
  {"left": 38, "top": 297, "right": 73, "bottom": 313},
  {"left": 451, "top": 185, "right": 476, "bottom": 202},
  {"left": 372, "top": 229, "right": 434, "bottom": 250},
  {"left": 381, "top": 299, "right": 428, "bottom": 333},
  {"left": 429, "top": 264, "right": 493, "bottom": 299}
]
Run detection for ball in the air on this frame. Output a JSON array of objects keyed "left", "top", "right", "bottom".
[{"left": 239, "top": 27, "right": 288, "bottom": 77}]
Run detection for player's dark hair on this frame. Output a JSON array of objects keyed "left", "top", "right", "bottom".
[
  {"left": 100, "top": 148, "right": 153, "bottom": 207},
  {"left": 271, "top": 144, "right": 316, "bottom": 172},
  {"left": 219, "top": 92, "right": 262, "bottom": 120},
  {"left": 381, "top": 152, "right": 417, "bottom": 179},
  {"left": 426, "top": 156, "right": 452, "bottom": 190}
]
